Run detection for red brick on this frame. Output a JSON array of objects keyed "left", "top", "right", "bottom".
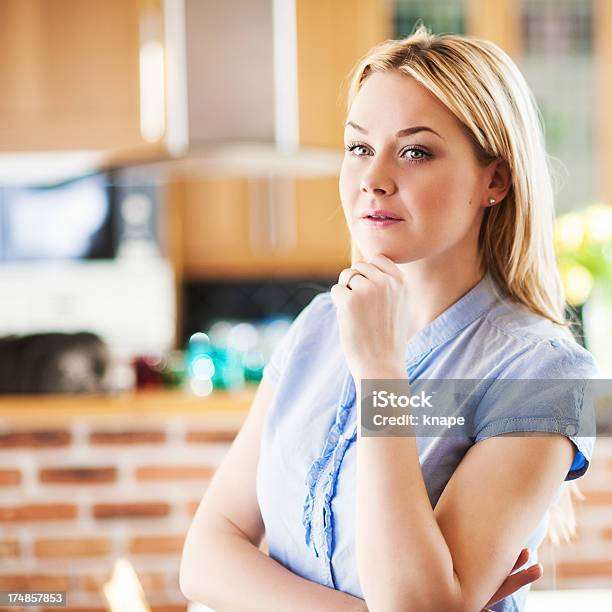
[
  {"left": 0, "top": 539, "right": 20, "bottom": 558},
  {"left": 93, "top": 502, "right": 170, "bottom": 519},
  {"left": 150, "top": 606, "right": 188, "bottom": 612},
  {"left": 0, "top": 469, "right": 21, "bottom": 486},
  {"left": 186, "top": 429, "right": 237, "bottom": 443},
  {"left": 33, "top": 538, "right": 112, "bottom": 558},
  {"left": 82, "top": 571, "right": 165, "bottom": 593},
  {"left": 129, "top": 535, "right": 185, "bottom": 555},
  {"left": 135, "top": 466, "right": 214, "bottom": 481},
  {"left": 557, "top": 560, "right": 612, "bottom": 578},
  {"left": 0, "top": 574, "right": 70, "bottom": 591},
  {"left": 89, "top": 430, "right": 166, "bottom": 444},
  {"left": 0, "top": 430, "right": 71, "bottom": 447},
  {"left": 39, "top": 467, "right": 116, "bottom": 484},
  {"left": 0, "top": 504, "right": 77, "bottom": 522}
]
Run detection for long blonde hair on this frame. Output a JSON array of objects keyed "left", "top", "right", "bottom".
[{"left": 343, "top": 24, "right": 581, "bottom": 545}]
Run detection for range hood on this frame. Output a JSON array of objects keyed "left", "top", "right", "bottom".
[{"left": 158, "top": 0, "right": 343, "bottom": 177}]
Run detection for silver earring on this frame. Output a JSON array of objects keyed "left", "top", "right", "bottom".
[{"left": 488, "top": 197, "right": 496, "bottom": 206}]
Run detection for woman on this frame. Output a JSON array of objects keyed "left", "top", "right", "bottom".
[{"left": 180, "top": 26, "right": 596, "bottom": 611}]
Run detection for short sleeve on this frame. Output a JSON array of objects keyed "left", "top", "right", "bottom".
[
  {"left": 473, "top": 337, "right": 598, "bottom": 481},
  {"left": 262, "top": 292, "right": 327, "bottom": 387}
]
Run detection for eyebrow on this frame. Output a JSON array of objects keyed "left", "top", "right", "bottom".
[{"left": 345, "top": 121, "right": 445, "bottom": 141}]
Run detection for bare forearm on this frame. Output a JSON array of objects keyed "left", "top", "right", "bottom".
[
  {"left": 355, "top": 379, "right": 460, "bottom": 611},
  {"left": 181, "top": 531, "right": 367, "bottom": 612}
]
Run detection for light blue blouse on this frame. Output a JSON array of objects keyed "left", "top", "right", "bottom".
[{"left": 256, "top": 272, "right": 597, "bottom": 612}]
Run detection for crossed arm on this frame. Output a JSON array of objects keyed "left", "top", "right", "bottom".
[
  {"left": 355, "top": 373, "right": 574, "bottom": 612},
  {"left": 180, "top": 378, "right": 555, "bottom": 611}
]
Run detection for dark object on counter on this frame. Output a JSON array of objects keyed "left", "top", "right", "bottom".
[
  {"left": 132, "top": 352, "right": 186, "bottom": 390},
  {"left": 0, "top": 332, "right": 110, "bottom": 394},
  {"left": 183, "top": 278, "right": 334, "bottom": 345},
  {"left": 133, "top": 355, "right": 165, "bottom": 390}
]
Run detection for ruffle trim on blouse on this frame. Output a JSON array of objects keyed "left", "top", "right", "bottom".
[{"left": 302, "top": 383, "right": 356, "bottom": 561}]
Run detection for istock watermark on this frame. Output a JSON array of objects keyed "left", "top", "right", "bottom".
[
  {"left": 373, "top": 389, "right": 434, "bottom": 409},
  {"left": 371, "top": 389, "right": 466, "bottom": 428},
  {"left": 359, "top": 378, "right": 611, "bottom": 438}
]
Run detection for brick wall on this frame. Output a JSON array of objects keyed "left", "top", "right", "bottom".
[
  {"left": 0, "top": 399, "right": 247, "bottom": 612},
  {"left": 1, "top": 397, "right": 610, "bottom": 611}
]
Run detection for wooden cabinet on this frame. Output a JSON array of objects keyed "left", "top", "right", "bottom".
[
  {"left": 296, "top": 0, "right": 392, "bottom": 148},
  {"left": 0, "top": 0, "right": 158, "bottom": 152},
  {"left": 176, "top": 175, "right": 351, "bottom": 278}
]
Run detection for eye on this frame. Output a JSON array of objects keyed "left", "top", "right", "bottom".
[
  {"left": 402, "top": 147, "right": 431, "bottom": 162},
  {"left": 345, "top": 142, "right": 371, "bottom": 157},
  {"left": 345, "top": 141, "right": 432, "bottom": 164}
]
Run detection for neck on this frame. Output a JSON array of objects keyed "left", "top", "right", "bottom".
[{"left": 396, "top": 240, "right": 484, "bottom": 343}]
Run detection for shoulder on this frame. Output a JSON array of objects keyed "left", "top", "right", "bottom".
[
  {"left": 479, "top": 297, "right": 598, "bottom": 379},
  {"left": 291, "top": 291, "right": 339, "bottom": 356},
  {"left": 293, "top": 291, "right": 336, "bottom": 339},
  {"left": 470, "top": 297, "right": 597, "bottom": 480},
  {"left": 261, "top": 291, "right": 336, "bottom": 386},
  {"left": 283, "top": 290, "right": 334, "bottom": 333},
  {"left": 305, "top": 290, "right": 335, "bottom": 319}
]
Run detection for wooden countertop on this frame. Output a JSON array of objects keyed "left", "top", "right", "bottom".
[{"left": 0, "top": 387, "right": 255, "bottom": 417}]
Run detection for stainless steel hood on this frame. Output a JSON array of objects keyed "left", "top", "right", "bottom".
[{"left": 160, "top": 0, "right": 343, "bottom": 177}]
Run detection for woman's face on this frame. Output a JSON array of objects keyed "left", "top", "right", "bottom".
[{"left": 339, "top": 70, "right": 496, "bottom": 265}]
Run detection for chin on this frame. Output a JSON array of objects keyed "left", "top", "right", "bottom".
[{"left": 356, "top": 243, "right": 419, "bottom": 265}]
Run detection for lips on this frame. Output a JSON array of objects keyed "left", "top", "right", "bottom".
[{"left": 361, "top": 209, "right": 403, "bottom": 220}]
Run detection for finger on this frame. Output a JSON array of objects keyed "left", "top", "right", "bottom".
[
  {"left": 337, "top": 267, "right": 354, "bottom": 286},
  {"left": 338, "top": 267, "right": 366, "bottom": 288},
  {"left": 338, "top": 266, "right": 375, "bottom": 291},
  {"left": 351, "top": 261, "right": 390, "bottom": 280},
  {"left": 367, "top": 253, "right": 404, "bottom": 281},
  {"left": 330, "top": 282, "right": 351, "bottom": 306},
  {"left": 506, "top": 563, "right": 543, "bottom": 594},
  {"left": 511, "top": 548, "right": 530, "bottom": 572},
  {"left": 344, "top": 271, "right": 370, "bottom": 292},
  {"left": 485, "top": 564, "right": 543, "bottom": 607},
  {"left": 349, "top": 261, "right": 388, "bottom": 285}
]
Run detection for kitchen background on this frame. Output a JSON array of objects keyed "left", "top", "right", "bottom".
[{"left": 1, "top": 0, "right": 611, "bottom": 610}]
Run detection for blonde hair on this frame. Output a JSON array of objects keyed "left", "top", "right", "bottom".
[{"left": 343, "top": 24, "right": 581, "bottom": 545}]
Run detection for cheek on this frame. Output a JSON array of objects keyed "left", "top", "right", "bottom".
[{"left": 412, "top": 166, "right": 476, "bottom": 215}]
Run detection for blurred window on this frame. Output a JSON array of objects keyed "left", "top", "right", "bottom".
[
  {"left": 395, "top": 0, "right": 465, "bottom": 36},
  {"left": 520, "top": 0, "right": 594, "bottom": 213}
]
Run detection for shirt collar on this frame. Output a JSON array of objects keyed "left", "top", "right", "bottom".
[{"left": 405, "top": 272, "right": 503, "bottom": 365}]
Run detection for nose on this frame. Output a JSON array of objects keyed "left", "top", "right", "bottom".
[{"left": 359, "top": 162, "right": 396, "bottom": 196}]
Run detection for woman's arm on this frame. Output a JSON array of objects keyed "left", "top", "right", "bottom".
[
  {"left": 179, "top": 378, "right": 367, "bottom": 612},
  {"left": 355, "top": 372, "right": 573, "bottom": 612}
]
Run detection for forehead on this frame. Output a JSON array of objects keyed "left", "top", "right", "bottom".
[{"left": 347, "top": 70, "right": 457, "bottom": 135}]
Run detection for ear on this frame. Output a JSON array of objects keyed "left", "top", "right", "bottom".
[{"left": 484, "top": 159, "right": 512, "bottom": 207}]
